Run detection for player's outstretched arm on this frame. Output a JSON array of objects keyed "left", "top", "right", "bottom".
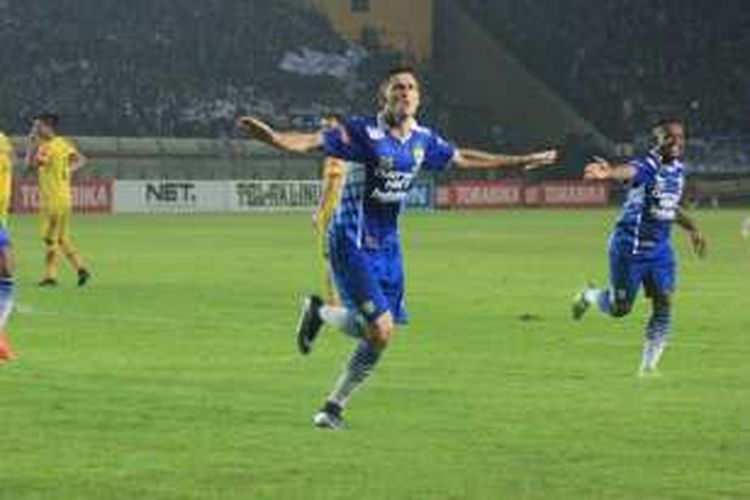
[
  {"left": 237, "top": 116, "right": 323, "bottom": 154},
  {"left": 454, "top": 148, "right": 558, "bottom": 170},
  {"left": 583, "top": 156, "right": 636, "bottom": 181},
  {"left": 675, "top": 206, "right": 707, "bottom": 258}
]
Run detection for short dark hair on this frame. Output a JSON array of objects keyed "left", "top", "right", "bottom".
[
  {"left": 34, "top": 112, "right": 60, "bottom": 128},
  {"left": 379, "top": 66, "right": 420, "bottom": 105},
  {"left": 654, "top": 117, "right": 683, "bottom": 131},
  {"left": 386, "top": 65, "right": 417, "bottom": 80}
]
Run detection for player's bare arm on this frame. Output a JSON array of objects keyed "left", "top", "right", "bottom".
[
  {"left": 675, "top": 206, "right": 707, "bottom": 258},
  {"left": 584, "top": 156, "right": 636, "bottom": 181},
  {"left": 70, "top": 151, "right": 87, "bottom": 172},
  {"left": 454, "top": 148, "right": 558, "bottom": 170},
  {"left": 236, "top": 116, "right": 323, "bottom": 154},
  {"left": 314, "top": 165, "right": 343, "bottom": 229}
]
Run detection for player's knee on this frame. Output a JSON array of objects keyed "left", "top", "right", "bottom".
[
  {"left": 371, "top": 330, "right": 391, "bottom": 351},
  {"left": 368, "top": 313, "right": 394, "bottom": 351},
  {"left": 43, "top": 237, "right": 59, "bottom": 251},
  {"left": 611, "top": 301, "right": 633, "bottom": 318}
]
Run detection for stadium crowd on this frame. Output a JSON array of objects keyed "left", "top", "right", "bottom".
[
  {"left": 0, "top": 0, "right": 405, "bottom": 137},
  {"left": 1, "top": 0, "right": 748, "bottom": 161},
  {"left": 460, "top": 0, "right": 750, "bottom": 140}
]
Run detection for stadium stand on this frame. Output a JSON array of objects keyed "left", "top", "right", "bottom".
[
  {"left": 458, "top": 0, "right": 750, "bottom": 140},
  {"left": 0, "top": 0, "right": 404, "bottom": 137}
]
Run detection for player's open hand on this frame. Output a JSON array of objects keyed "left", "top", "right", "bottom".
[
  {"left": 689, "top": 230, "right": 707, "bottom": 258},
  {"left": 524, "top": 149, "right": 558, "bottom": 170},
  {"left": 584, "top": 156, "right": 612, "bottom": 180},
  {"left": 236, "top": 116, "right": 275, "bottom": 142}
]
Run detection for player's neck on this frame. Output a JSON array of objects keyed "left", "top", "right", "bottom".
[{"left": 382, "top": 112, "right": 415, "bottom": 139}]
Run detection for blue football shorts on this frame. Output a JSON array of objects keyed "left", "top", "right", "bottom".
[
  {"left": 608, "top": 240, "right": 676, "bottom": 307},
  {"left": 328, "top": 234, "right": 408, "bottom": 325}
]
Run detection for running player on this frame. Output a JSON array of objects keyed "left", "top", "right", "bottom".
[
  {"left": 27, "top": 113, "right": 91, "bottom": 287},
  {"left": 238, "top": 66, "right": 558, "bottom": 429},
  {"left": 572, "top": 118, "right": 707, "bottom": 376}
]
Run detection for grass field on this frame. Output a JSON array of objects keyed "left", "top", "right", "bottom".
[{"left": 1, "top": 209, "right": 748, "bottom": 499}]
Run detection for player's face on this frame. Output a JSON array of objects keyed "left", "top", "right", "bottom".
[
  {"left": 384, "top": 72, "right": 421, "bottom": 120},
  {"left": 32, "top": 119, "right": 54, "bottom": 139},
  {"left": 656, "top": 122, "right": 685, "bottom": 161}
]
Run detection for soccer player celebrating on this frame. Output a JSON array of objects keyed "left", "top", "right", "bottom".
[
  {"left": 314, "top": 114, "right": 345, "bottom": 305},
  {"left": 0, "top": 131, "right": 13, "bottom": 227},
  {"left": 572, "top": 118, "right": 707, "bottom": 376},
  {"left": 238, "top": 66, "right": 557, "bottom": 429},
  {"left": 26, "top": 113, "right": 91, "bottom": 287}
]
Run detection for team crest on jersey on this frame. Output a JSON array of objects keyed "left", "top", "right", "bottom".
[
  {"left": 378, "top": 156, "right": 394, "bottom": 171},
  {"left": 412, "top": 146, "right": 425, "bottom": 166}
]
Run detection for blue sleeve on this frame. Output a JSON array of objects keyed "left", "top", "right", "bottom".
[
  {"left": 322, "top": 117, "right": 367, "bottom": 163},
  {"left": 629, "top": 157, "right": 653, "bottom": 186},
  {"left": 422, "top": 131, "right": 456, "bottom": 172}
]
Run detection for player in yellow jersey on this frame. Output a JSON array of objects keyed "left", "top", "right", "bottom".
[
  {"left": 0, "top": 131, "right": 13, "bottom": 227},
  {"left": 313, "top": 115, "right": 345, "bottom": 305},
  {"left": 27, "top": 113, "right": 91, "bottom": 287}
]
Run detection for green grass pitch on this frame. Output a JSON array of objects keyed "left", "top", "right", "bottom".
[{"left": 1, "top": 209, "right": 748, "bottom": 499}]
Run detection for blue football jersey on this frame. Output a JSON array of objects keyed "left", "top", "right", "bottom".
[
  {"left": 322, "top": 115, "right": 455, "bottom": 248},
  {"left": 612, "top": 152, "right": 685, "bottom": 255}
]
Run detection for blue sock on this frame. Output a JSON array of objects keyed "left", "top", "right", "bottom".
[
  {"left": 0, "top": 278, "right": 14, "bottom": 326},
  {"left": 584, "top": 288, "right": 611, "bottom": 314},
  {"left": 640, "top": 307, "right": 671, "bottom": 371},
  {"left": 328, "top": 340, "right": 382, "bottom": 408},
  {"left": 646, "top": 307, "right": 671, "bottom": 342}
]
